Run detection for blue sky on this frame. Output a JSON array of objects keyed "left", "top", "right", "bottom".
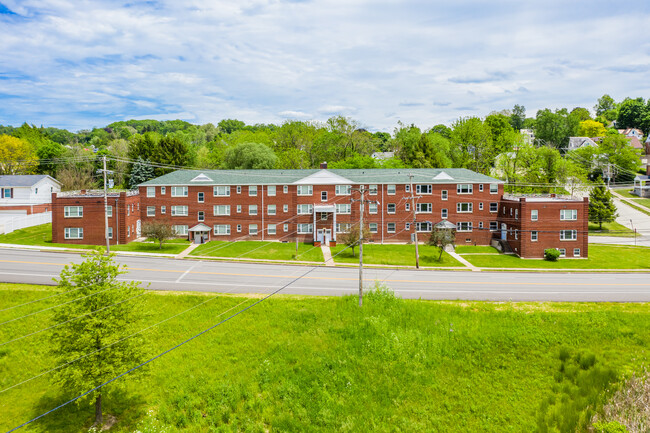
[{"left": 1, "top": 0, "right": 649, "bottom": 132}]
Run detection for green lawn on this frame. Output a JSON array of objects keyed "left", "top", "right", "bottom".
[
  {"left": 588, "top": 221, "right": 637, "bottom": 237},
  {"left": 0, "top": 224, "right": 190, "bottom": 254},
  {"left": 190, "top": 240, "right": 325, "bottom": 262},
  {"left": 330, "top": 243, "right": 463, "bottom": 267},
  {"left": 1, "top": 284, "right": 648, "bottom": 432},
  {"left": 464, "top": 244, "right": 650, "bottom": 269},
  {"left": 455, "top": 245, "right": 500, "bottom": 254},
  {"left": 612, "top": 189, "right": 637, "bottom": 199}
]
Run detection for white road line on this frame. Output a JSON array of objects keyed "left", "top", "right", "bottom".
[{"left": 175, "top": 263, "right": 198, "bottom": 283}]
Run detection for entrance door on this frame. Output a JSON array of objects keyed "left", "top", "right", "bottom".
[
  {"left": 501, "top": 223, "right": 507, "bottom": 240},
  {"left": 317, "top": 229, "right": 324, "bottom": 243},
  {"left": 324, "top": 229, "right": 332, "bottom": 246}
]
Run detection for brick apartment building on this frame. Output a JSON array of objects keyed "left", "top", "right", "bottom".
[{"left": 49, "top": 167, "right": 590, "bottom": 258}]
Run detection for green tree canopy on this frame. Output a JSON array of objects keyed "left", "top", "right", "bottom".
[
  {"left": 0, "top": 134, "right": 38, "bottom": 175},
  {"left": 578, "top": 120, "right": 608, "bottom": 137},
  {"left": 589, "top": 182, "right": 617, "bottom": 229},
  {"left": 222, "top": 142, "right": 277, "bottom": 169}
]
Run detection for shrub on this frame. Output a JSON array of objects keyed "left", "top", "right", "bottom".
[
  {"left": 545, "top": 248, "right": 561, "bottom": 261},
  {"left": 593, "top": 421, "right": 628, "bottom": 433}
]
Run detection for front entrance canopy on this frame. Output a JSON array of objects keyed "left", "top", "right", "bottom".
[
  {"left": 313, "top": 205, "right": 337, "bottom": 243},
  {"left": 434, "top": 220, "right": 456, "bottom": 230},
  {"left": 189, "top": 223, "right": 211, "bottom": 232}
]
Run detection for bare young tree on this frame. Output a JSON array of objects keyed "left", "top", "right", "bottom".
[{"left": 142, "top": 220, "right": 174, "bottom": 249}]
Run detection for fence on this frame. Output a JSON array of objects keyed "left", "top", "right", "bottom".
[{"left": 0, "top": 212, "right": 51, "bottom": 235}]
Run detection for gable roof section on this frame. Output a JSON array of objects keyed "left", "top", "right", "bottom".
[
  {"left": 191, "top": 173, "right": 213, "bottom": 182},
  {"left": 0, "top": 175, "right": 60, "bottom": 187},
  {"left": 293, "top": 169, "right": 353, "bottom": 185}
]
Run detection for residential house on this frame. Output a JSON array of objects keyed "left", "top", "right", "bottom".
[{"left": 0, "top": 175, "right": 61, "bottom": 215}]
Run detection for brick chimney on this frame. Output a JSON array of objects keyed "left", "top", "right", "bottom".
[
  {"left": 320, "top": 162, "right": 328, "bottom": 169},
  {"left": 80, "top": 189, "right": 86, "bottom": 195}
]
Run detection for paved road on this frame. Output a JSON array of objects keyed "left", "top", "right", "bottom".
[{"left": 0, "top": 249, "right": 649, "bottom": 302}]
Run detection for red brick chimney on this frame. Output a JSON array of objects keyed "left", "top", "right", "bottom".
[{"left": 320, "top": 162, "right": 328, "bottom": 169}]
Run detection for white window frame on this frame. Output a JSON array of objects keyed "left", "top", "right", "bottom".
[
  {"left": 283, "top": 185, "right": 288, "bottom": 194},
  {"left": 161, "top": 206, "right": 166, "bottom": 214},
  {"left": 387, "top": 203, "right": 396, "bottom": 214},
  {"left": 369, "top": 223, "right": 378, "bottom": 233},
  {"left": 321, "top": 191, "right": 328, "bottom": 202},
  {"left": 213, "top": 186, "right": 230, "bottom": 197},
  {"left": 456, "top": 222, "right": 473, "bottom": 232},
  {"left": 171, "top": 206, "right": 188, "bottom": 216},
  {"left": 336, "top": 204, "right": 351, "bottom": 214},
  {"left": 147, "top": 206, "right": 155, "bottom": 217},
  {"left": 531, "top": 231, "right": 538, "bottom": 241},
  {"left": 574, "top": 248, "right": 581, "bottom": 257},
  {"left": 416, "top": 203, "right": 432, "bottom": 213},
  {"left": 457, "top": 202, "right": 473, "bottom": 213},
  {"left": 531, "top": 210, "right": 538, "bottom": 221},
  {"left": 441, "top": 208, "right": 448, "bottom": 219},
  {"left": 490, "top": 202, "right": 498, "bottom": 213},
  {"left": 267, "top": 224, "right": 276, "bottom": 235},
  {"left": 173, "top": 225, "right": 188, "bottom": 235},
  {"left": 146, "top": 186, "right": 156, "bottom": 197},
  {"left": 267, "top": 185, "right": 276, "bottom": 196},
  {"left": 560, "top": 209, "right": 577, "bottom": 221},
  {"left": 415, "top": 184, "right": 432, "bottom": 194},
  {"left": 64, "top": 227, "right": 83, "bottom": 239},
  {"left": 198, "top": 192, "right": 204, "bottom": 203},
  {"left": 214, "top": 224, "right": 230, "bottom": 236},
  {"left": 479, "top": 202, "right": 483, "bottom": 211},
  {"left": 387, "top": 184, "right": 396, "bottom": 195},
  {"left": 107, "top": 227, "right": 113, "bottom": 239},
  {"left": 441, "top": 190, "right": 448, "bottom": 200},
  {"left": 106, "top": 205, "right": 113, "bottom": 218},
  {"left": 267, "top": 204, "right": 276, "bottom": 215},
  {"left": 490, "top": 184, "right": 498, "bottom": 194},
  {"left": 368, "top": 203, "right": 378, "bottom": 214},
  {"left": 457, "top": 184, "right": 473, "bottom": 194},
  {"left": 214, "top": 205, "right": 230, "bottom": 216},
  {"left": 297, "top": 185, "right": 313, "bottom": 196},
  {"left": 416, "top": 222, "right": 432, "bottom": 232},
  {"left": 249, "top": 205, "right": 258, "bottom": 215},
  {"left": 249, "top": 186, "right": 258, "bottom": 196},
  {"left": 283, "top": 223, "right": 288, "bottom": 232},
  {"left": 387, "top": 222, "right": 396, "bottom": 233},
  {"left": 198, "top": 211, "right": 205, "bottom": 222},
  {"left": 297, "top": 204, "right": 313, "bottom": 215},
  {"left": 297, "top": 223, "right": 313, "bottom": 234},
  {"left": 489, "top": 221, "right": 498, "bottom": 231},
  {"left": 558, "top": 248, "right": 566, "bottom": 258},
  {"left": 283, "top": 204, "right": 288, "bottom": 213},
  {"left": 336, "top": 223, "right": 351, "bottom": 233},
  {"left": 161, "top": 187, "right": 166, "bottom": 195},
  {"left": 64, "top": 206, "right": 83, "bottom": 218},
  {"left": 249, "top": 224, "right": 258, "bottom": 235},
  {"left": 560, "top": 230, "right": 578, "bottom": 241},
  {"left": 335, "top": 185, "right": 352, "bottom": 195},
  {"left": 237, "top": 205, "right": 242, "bottom": 213},
  {"left": 369, "top": 185, "right": 378, "bottom": 195},
  {"left": 171, "top": 186, "right": 188, "bottom": 197}
]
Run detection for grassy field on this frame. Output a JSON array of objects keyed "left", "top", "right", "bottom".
[
  {"left": 0, "top": 224, "right": 190, "bottom": 254},
  {"left": 455, "top": 245, "right": 500, "bottom": 254},
  {"left": 330, "top": 243, "right": 463, "bottom": 267},
  {"left": 190, "top": 240, "right": 325, "bottom": 262},
  {"left": 0, "top": 284, "right": 648, "bottom": 432},
  {"left": 588, "top": 221, "right": 637, "bottom": 237},
  {"left": 463, "top": 244, "right": 650, "bottom": 269}
]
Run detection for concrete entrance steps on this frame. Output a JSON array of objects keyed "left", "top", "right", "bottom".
[
  {"left": 176, "top": 243, "right": 201, "bottom": 259},
  {"left": 321, "top": 244, "right": 335, "bottom": 266}
]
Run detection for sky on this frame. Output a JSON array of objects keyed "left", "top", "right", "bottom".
[{"left": 1, "top": 0, "right": 649, "bottom": 133}]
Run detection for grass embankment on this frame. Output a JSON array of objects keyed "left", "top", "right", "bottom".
[
  {"left": 0, "top": 224, "right": 190, "bottom": 254},
  {"left": 330, "top": 243, "right": 463, "bottom": 267},
  {"left": 0, "top": 284, "right": 648, "bottom": 432},
  {"left": 460, "top": 244, "right": 650, "bottom": 269},
  {"left": 611, "top": 188, "right": 650, "bottom": 215},
  {"left": 191, "top": 240, "right": 324, "bottom": 262},
  {"left": 588, "top": 221, "right": 637, "bottom": 237}
]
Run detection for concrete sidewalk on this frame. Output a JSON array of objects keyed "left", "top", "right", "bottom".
[
  {"left": 320, "top": 244, "right": 335, "bottom": 266},
  {"left": 447, "top": 250, "right": 480, "bottom": 271},
  {"left": 176, "top": 243, "right": 201, "bottom": 259}
]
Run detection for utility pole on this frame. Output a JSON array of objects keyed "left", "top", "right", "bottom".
[
  {"left": 408, "top": 174, "right": 421, "bottom": 268},
  {"left": 351, "top": 185, "right": 380, "bottom": 307},
  {"left": 97, "top": 156, "right": 113, "bottom": 254}
]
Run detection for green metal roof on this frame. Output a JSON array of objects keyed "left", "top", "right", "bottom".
[{"left": 139, "top": 168, "right": 502, "bottom": 186}]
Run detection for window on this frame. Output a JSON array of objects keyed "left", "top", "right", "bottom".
[
  {"left": 369, "top": 184, "right": 378, "bottom": 195},
  {"left": 249, "top": 224, "right": 258, "bottom": 235},
  {"left": 479, "top": 221, "right": 483, "bottom": 229},
  {"left": 560, "top": 230, "right": 578, "bottom": 240},
  {"left": 198, "top": 192, "right": 204, "bottom": 203},
  {"left": 214, "top": 205, "right": 230, "bottom": 216},
  {"left": 574, "top": 248, "right": 581, "bottom": 257},
  {"left": 456, "top": 222, "right": 472, "bottom": 232},
  {"left": 405, "top": 203, "right": 410, "bottom": 212},
  {"left": 249, "top": 186, "right": 257, "bottom": 196},
  {"left": 336, "top": 203, "right": 351, "bottom": 214},
  {"left": 297, "top": 204, "right": 313, "bottom": 214},
  {"left": 416, "top": 184, "right": 432, "bottom": 194},
  {"left": 335, "top": 185, "right": 351, "bottom": 195},
  {"left": 387, "top": 223, "right": 396, "bottom": 233},
  {"left": 531, "top": 210, "right": 538, "bottom": 221},
  {"left": 490, "top": 183, "right": 498, "bottom": 194},
  {"left": 558, "top": 248, "right": 566, "bottom": 257},
  {"left": 457, "top": 202, "right": 473, "bottom": 213},
  {"left": 489, "top": 221, "right": 498, "bottom": 231},
  {"left": 283, "top": 185, "right": 288, "bottom": 194},
  {"left": 514, "top": 229, "right": 518, "bottom": 240},
  {"left": 416, "top": 203, "right": 432, "bottom": 213},
  {"left": 441, "top": 208, "right": 448, "bottom": 218},
  {"left": 108, "top": 227, "right": 113, "bottom": 239},
  {"left": 64, "top": 206, "right": 83, "bottom": 218},
  {"left": 161, "top": 206, "right": 166, "bottom": 214},
  {"left": 106, "top": 205, "right": 113, "bottom": 218},
  {"left": 387, "top": 184, "right": 396, "bottom": 195},
  {"left": 297, "top": 224, "right": 313, "bottom": 234},
  {"left": 457, "top": 184, "right": 473, "bottom": 194},
  {"left": 64, "top": 227, "right": 83, "bottom": 239},
  {"left": 267, "top": 224, "right": 276, "bottom": 235},
  {"left": 249, "top": 205, "right": 258, "bottom": 215},
  {"left": 283, "top": 204, "right": 288, "bottom": 213},
  {"left": 490, "top": 202, "right": 498, "bottom": 212},
  {"left": 515, "top": 209, "right": 518, "bottom": 220},
  {"left": 405, "top": 184, "right": 411, "bottom": 193},
  {"left": 1, "top": 187, "right": 12, "bottom": 198},
  {"left": 387, "top": 203, "right": 396, "bottom": 214},
  {"left": 127, "top": 205, "right": 130, "bottom": 216},
  {"left": 368, "top": 203, "right": 378, "bottom": 214},
  {"left": 267, "top": 205, "right": 276, "bottom": 215},
  {"left": 213, "top": 186, "right": 230, "bottom": 196},
  {"left": 267, "top": 185, "right": 276, "bottom": 196},
  {"left": 336, "top": 223, "right": 351, "bottom": 233},
  {"left": 369, "top": 223, "right": 378, "bottom": 233},
  {"left": 171, "top": 206, "right": 188, "bottom": 216},
  {"left": 416, "top": 222, "right": 432, "bottom": 232},
  {"left": 237, "top": 224, "right": 242, "bottom": 233},
  {"left": 283, "top": 224, "right": 288, "bottom": 232},
  {"left": 237, "top": 205, "right": 242, "bottom": 213},
  {"left": 479, "top": 184, "right": 483, "bottom": 192},
  {"left": 503, "top": 207, "right": 506, "bottom": 215},
  {"left": 147, "top": 206, "right": 156, "bottom": 217},
  {"left": 479, "top": 202, "right": 483, "bottom": 211},
  {"left": 560, "top": 209, "right": 577, "bottom": 220},
  {"left": 531, "top": 231, "right": 538, "bottom": 241},
  {"left": 321, "top": 191, "right": 328, "bottom": 201},
  {"left": 161, "top": 187, "right": 166, "bottom": 195},
  {"left": 441, "top": 190, "right": 448, "bottom": 200},
  {"left": 198, "top": 211, "right": 204, "bottom": 221},
  {"left": 405, "top": 223, "right": 410, "bottom": 230},
  {"left": 237, "top": 186, "right": 241, "bottom": 194},
  {"left": 127, "top": 226, "right": 130, "bottom": 237},
  {"left": 214, "top": 225, "right": 230, "bottom": 235},
  {"left": 173, "top": 225, "right": 188, "bottom": 235},
  {"left": 146, "top": 186, "right": 155, "bottom": 197},
  {"left": 297, "top": 185, "right": 313, "bottom": 196},
  {"left": 171, "top": 186, "right": 188, "bottom": 197}
]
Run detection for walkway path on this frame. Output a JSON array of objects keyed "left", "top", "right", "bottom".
[
  {"left": 176, "top": 242, "right": 201, "bottom": 259},
  {"left": 447, "top": 250, "right": 480, "bottom": 271},
  {"left": 321, "top": 244, "right": 335, "bottom": 266}
]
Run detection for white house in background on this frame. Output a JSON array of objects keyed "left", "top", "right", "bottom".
[
  {"left": 618, "top": 128, "right": 643, "bottom": 139},
  {"left": 371, "top": 151, "right": 395, "bottom": 160},
  {"left": 568, "top": 137, "right": 598, "bottom": 152},
  {"left": 0, "top": 175, "right": 61, "bottom": 214}
]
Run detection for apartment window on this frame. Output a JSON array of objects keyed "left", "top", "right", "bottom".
[
  {"left": 369, "top": 184, "right": 378, "bottom": 195},
  {"left": 503, "top": 207, "right": 506, "bottom": 215},
  {"left": 267, "top": 224, "right": 276, "bottom": 235},
  {"left": 213, "top": 186, "right": 230, "bottom": 197},
  {"left": 416, "top": 203, "right": 432, "bottom": 213},
  {"left": 479, "top": 184, "right": 484, "bottom": 192},
  {"left": 146, "top": 186, "right": 155, "bottom": 197},
  {"left": 335, "top": 185, "right": 351, "bottom": 195},
  {"left": 336, "top": 223, "right": 351, "bottom": 233},
  {"left": 441, "top": 190, "right": 448, "bottom": 200},
  {"left": 106, "top": 205, "right": 113, "bottom": 218},
  {"left": 64, "top": 206, "right": 83, "bottom": 218},
  {"left": 267, "top": 205, "right": 276, "bottom": 215},
  {"left": 560, "top": 209, "right": 577, "bottom": 220},
  {"left": 490, "top": 202, "right": 498, "bottom": 213},
  {"left": 171, "top": 186, "right": 188, "bottom": 197},
  {"left": 405, "top": 203, "right": 410, "bottom": 212},
  {"left": 457, "top": 203, "right": 473, "bottom": 213},
  {"left": 387, "top": 184, "right": 396, "bottom": 195},
  {"left": 237, "top": 205, "right": 242, "bottom": 213},
  {"left": 510, "top": 208, "right": 513, "bottom": 216},
  {"left": 321, "top": 191, "right": 328, "bottom": 201},
  {"left": 173, "top": 225, "right": 188, "bottom": 235},
  {"left": 127, "top": 226, "right": 130, "bottom": 237},
  {"left": 161, "top": 206, "right": 166, "bottom": 214},
  {"left": 283, "top": 224, "right": 288, "bottom": 232},
  {"left": 336, "top": 203, "right": 351, "bottom": 214},
  {"left": 405, "top": 184, "right": 411, "bottom": 193},
  {"left": 64, "top": 227, "right": 83, "bottom": 239},
  {"left": 249, "top": 205, "right": 258, "bottom": 215},
  {"left": 1, "top": 187, "right": 12, "bottom": 198},
  {"left": 108, "top": 227, "right": 113, "bottom": 239},
  {"left": 127, "top": 206, "right": 130, "bottom": 216},
  {"left": 515, "top": 209, "right": 519, "bottom": 220},
  {"left": 249, "top": 186, "right": 258, "bottom": 196},
  {"left": 237, "top": 224, "right": 242, "bottom": 233},
  {"left": 147, "top": 206, "right": 155, "bottom": 217},
  {"left": 214, "top": 205, "right": 230, "bottom": 216},
  {"left": 249, "top": 224, "right": 258, "bottom": 235},
  {"left": 479, "top": 202, "right": 483, "bottom": 211},
  {"left": 368, "top": 203, "right": 378, "bottom": 214},
  {"left": 479, "top": 221, "right": 483, "bottom": 229},
  {"left": 297, "top": 224, "right": 313, "bottom": 234},
  {"left": 387, "top": 203, "right": 396, "bottom": 214},
  {"left": 161, "top": 187, "right": 166, "bottom": 195},
  {"left": 198, "top": 211, "right": 204, "bottom": 221},
  {"left": 531, "top": 231, "right": 538, "bottom": 241},
  {"left": 441, "top": 208, "right": 448, "bottom": 219},
  {"left": 457, "top": 184, "right": 473, "bottom": 194},
  {"left": 214, "top": 225, "right": 230, "bottom": 235},
  {"left": 297, "top": 204, "right": 313, "bottom": 215},
  {"left": 297, "top": 185, "right": 313, "bottom": 196},
  {"left": 267, "top": 185, "right": 276, "bottom": 196},
  {"left": 574, "top": 248, "right": 581, "bottom": 257},
  {"left": 531, "top": 210, "right": 538, "bottom": 221},
  {"left": 456, "top": 222, "right": 473, "bottom": 232},
  {"left": 283, "top": 204, "right": 288, "bottom": 213},
  {"left": 416, "top": 184, "right": 432, "bottom": 194},
  {"left": 489, "top": 221, "right": 498, "bottom": 231},
  {"left": 560, "top": 230, "right": 578, "bottom": 241},
  {"left": 237, "top": 186, "right": 241, "bottom": 194},
  {"left": 558, "top": 248, "right": 566, "bottom": 258},
  {"left": 416, "top": 222, "right": 432, "bottom": 232},
  {"left": 490, "top": 184, "right": 499, "bottom": 194},
  {"left": 283, "top": 185, "right": 288, "bottom": 194},
  {"left": 369, "top": 223, "right": 378, "bottom": 233},
  {"left": 171, "top": 206, "right": 188, "bottom": 216},
  {"left": 387, "top": 223, "right": 396, "bottom": 233},
  {"left": 514, "top": 229, "right": 518, "bottom": 240},
  {"left": 405, "top": 223, "right": 410, "bottom": 231},
  {"left": 198, "top": 192, "right": 204, "bottom": 203}
]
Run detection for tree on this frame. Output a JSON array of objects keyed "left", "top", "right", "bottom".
[
  {"left": 570, "top": 107, "right": 592, "bottom": 121},
  {"left": 50, "top": 249, "right": 147, "bottom": 426},
  {"left": 128, "top": 157, "right": 155, "bottom": 189},
  {"left": 157, "top": 135, "right": 193, "bottom": 173},
  {"left": 534, "top": 108, "right": 579, "bottom": 150},
  {"left": 616, "top": 97, "right": 646, "bottom": 130},
  {"left": 0, "top": 134, "right": 38, "bottom": 174},
  {"left": 509, "top": 104, "right": 526, "bottom": 130},
  {"left": 594, "top": 94, "right": 616, "bottom": 117},
  {"left": 578, "top": 120, "right": 607, "bottom": 137},
  {"left": 339, "top": 223, "right": 372, "bottom": 257},
  {"left": 218, "top": 119, "right": 246, "bottom": 134},
  {"left": 142, "top": 220, "right": 174, "bottom": 249},
  {"left": 589, "top": 182, "right": 617, "bottom": 229},
  {"left": 451, "top": 117, "right": 494, "bottom": 173},
  {"left": 428, "top": 223, "right": 456, "bottom": 261},
  {"left": 222, "top": 142, "right": 277, "bottom": 169}
]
